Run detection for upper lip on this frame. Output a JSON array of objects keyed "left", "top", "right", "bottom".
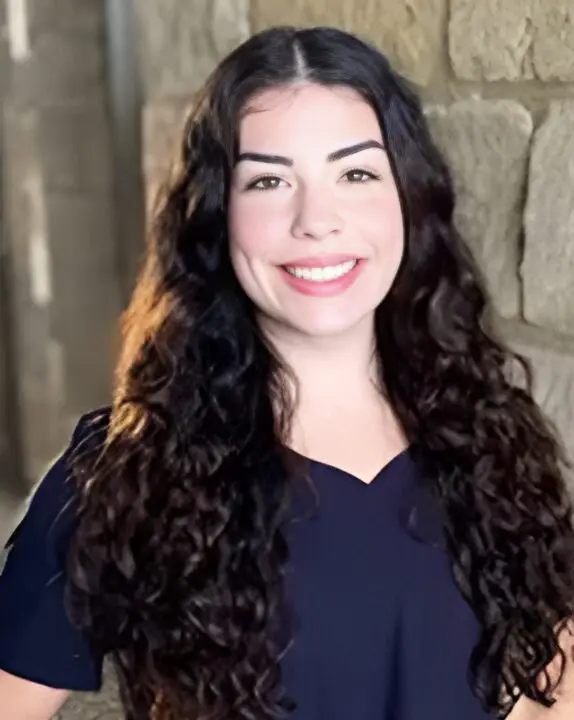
[{"left": 282, "top": 254, "right": 360, "bottom": 268}]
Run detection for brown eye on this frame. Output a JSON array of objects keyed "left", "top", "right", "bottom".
[
  {"left": 344, "top": 169, "right": 378, "bottom": 183},
  {"left": 247, "top": 176, "right": 285, "bottom": 191}
]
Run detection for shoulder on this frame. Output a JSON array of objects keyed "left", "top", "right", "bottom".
[
  {"left": 3, "top": 406, "right": 111, "bottom": 554},
  {"left": 64, "top": 405, "right": 112, "bottom": 472},
  {"left": 0, "top": 407, "right": 112, "bottom": 691}
]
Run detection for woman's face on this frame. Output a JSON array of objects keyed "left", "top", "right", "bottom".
[{"left": 228, "top": 83, "right": 405, "bottom": 339}]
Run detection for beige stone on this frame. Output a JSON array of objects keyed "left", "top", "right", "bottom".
[
  {"left": 25, "top": 0, "right": 104, "bottom": 34},
  {"left": 11, "top": 33, "right": 106, "bottom": 106},
  {"left": 142, "top": 101, "right": 190, "bottom": 177},
  {"left": 523, "top": 102, "right": 574, "bottom": 336},
  {"left": 449, "top": 0, "right": 574, "bottom": 81},
  {"left": 250, "top": 0, "right": 445, "bottom": 86},
  {"left": 38, "top": 108, "right": 113, "bottom": 192},
  {"left": 425, "top": 100, "right": 532, "bottom": 319},
  {"left": 135, "top": 0, "right": 250, "bottom": 100},
  {"left": 2, "top": 103, "right": 121, "bottom": 483},
  {"left": 141, "top": 100, "right": 191, "bottom": 212},
  {"left": 56, "top": 661, "right": 122, "bottom": 719}
]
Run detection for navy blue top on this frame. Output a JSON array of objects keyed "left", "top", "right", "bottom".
[{"left": 0, "top": 411, "right": 492, "bottom": 718}]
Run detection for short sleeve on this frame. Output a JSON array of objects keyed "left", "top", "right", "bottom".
[{"left": 0, "top": 410, "right": 110, "bottom": 691}]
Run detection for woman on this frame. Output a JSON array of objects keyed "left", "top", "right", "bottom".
[{"left": 0, "top": 25, "right": 573, "bottom": 720}]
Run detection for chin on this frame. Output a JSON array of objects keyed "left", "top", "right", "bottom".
[{"left": 288, "top": 313, "right": 371, "bottom": 339}]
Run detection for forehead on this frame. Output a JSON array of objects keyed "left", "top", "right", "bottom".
[{"left": 237, "top": 83, "right": 383, "bottom": 153}]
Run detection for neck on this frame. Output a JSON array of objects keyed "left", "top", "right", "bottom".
[
  {"left": 260, "top": 313, "right": 407, "bottom": 464},
  {"left": 261, "top": 314, "right": 381, "bottom": 404}
]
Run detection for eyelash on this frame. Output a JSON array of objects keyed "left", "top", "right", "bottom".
[
  {"left": 245, "top": 168, "right": 381, "bottom": 191},
  {"left": 344, "top": 168, "right": 380, "bottom": 183}
]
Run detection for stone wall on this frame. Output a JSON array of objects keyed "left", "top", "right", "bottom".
[
  {"left": 1, "top": 0, "right": 124, "bottom": 486},
  {"left": 1, "top": 1, "right": 572, "bottom": 717},
  {"left": 0, "top": 0, "right": 21, "bottom": 496}
]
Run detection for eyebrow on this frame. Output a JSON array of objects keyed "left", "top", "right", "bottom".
[{"left": 236, "top": 140, "right": 385, "bottom": 167}]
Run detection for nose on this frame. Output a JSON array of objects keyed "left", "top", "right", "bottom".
[{"left": 291, "top": 185, "right": 344, "bottom": 241}]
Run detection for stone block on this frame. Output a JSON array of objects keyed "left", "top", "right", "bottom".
[
  {"left": 251, "top": 0, "right": 445, "bottom": 86},
  {"left": 522, "top": 102, "right": 574, "bottom": 336},
  {"left": 38, "top": 107, "right": 114, "bottom": 192},
  {"left": 25, "top": 0, "right": 105, "bottom": 35},
  {"left": 46, "top": 192, "right": 121, "bottom": 412},
  {"left": 135, "top": 0, "right": 250, "bottom": 100},
  {"left": 449, "top": 0, "right": 574, "bottom": 82},
  {"left": 425, "top": 99, "right": 532, "bottom": 319},
  {"left": 11, "top": 33, "right": 105, "bottom": 106},
  {"left": 142, "top": 100, "right": 188, "bottom": 176},
  {"left": 56, "top": 661, "right": 122, "bottom": 720},
  {"left": 141, "top": 100, "right": 189, "bottom": 212}
]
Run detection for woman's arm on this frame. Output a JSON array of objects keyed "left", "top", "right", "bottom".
[{"left": 0, "top": 669, "right": 70, "bottom": 719}]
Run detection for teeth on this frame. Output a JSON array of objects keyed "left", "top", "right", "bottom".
[{"left": 284, "top": 260, "right": 358, "bottom": 282}]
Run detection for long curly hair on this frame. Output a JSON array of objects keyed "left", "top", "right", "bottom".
[{"left": 65, "top": 26, "right": 574, "bottom": 719}]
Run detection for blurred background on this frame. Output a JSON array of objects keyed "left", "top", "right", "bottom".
[{"left": 0, "top": 1, "right": 573, "bottom": 716}]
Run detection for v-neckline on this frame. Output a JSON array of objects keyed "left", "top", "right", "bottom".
[{"left": 291, "top": 445, "right": 412, "bottom": 488}]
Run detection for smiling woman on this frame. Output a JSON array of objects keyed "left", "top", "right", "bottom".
[{"left": 0, "top": 25, "right": 574, "bottom": 720}]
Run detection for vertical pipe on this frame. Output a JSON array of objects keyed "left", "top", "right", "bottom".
[{"left": 104, "top": 0, "right": 145, "bottom": 302}]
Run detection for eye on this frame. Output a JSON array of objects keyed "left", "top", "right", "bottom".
[
  {"left": 245, "top": 175, "right": 286, "bottom": 191},
  {"left": 343, "top": 168, "right": 380, "bottom": 183}
]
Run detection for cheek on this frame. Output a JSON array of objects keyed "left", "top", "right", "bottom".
[
  {"left": 352, "top": 191, "right": 404, "bottom": 253},
  {"left": 228, "top": 196, "right": 285, "bottom": 262}
]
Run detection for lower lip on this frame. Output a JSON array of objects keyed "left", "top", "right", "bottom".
[{"left": 280, "top": 260, "right": 364, "bottom": 297}]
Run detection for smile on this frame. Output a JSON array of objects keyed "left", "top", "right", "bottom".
[{"left": 283, "top": 260, "right": 358, "bottom": 283}]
